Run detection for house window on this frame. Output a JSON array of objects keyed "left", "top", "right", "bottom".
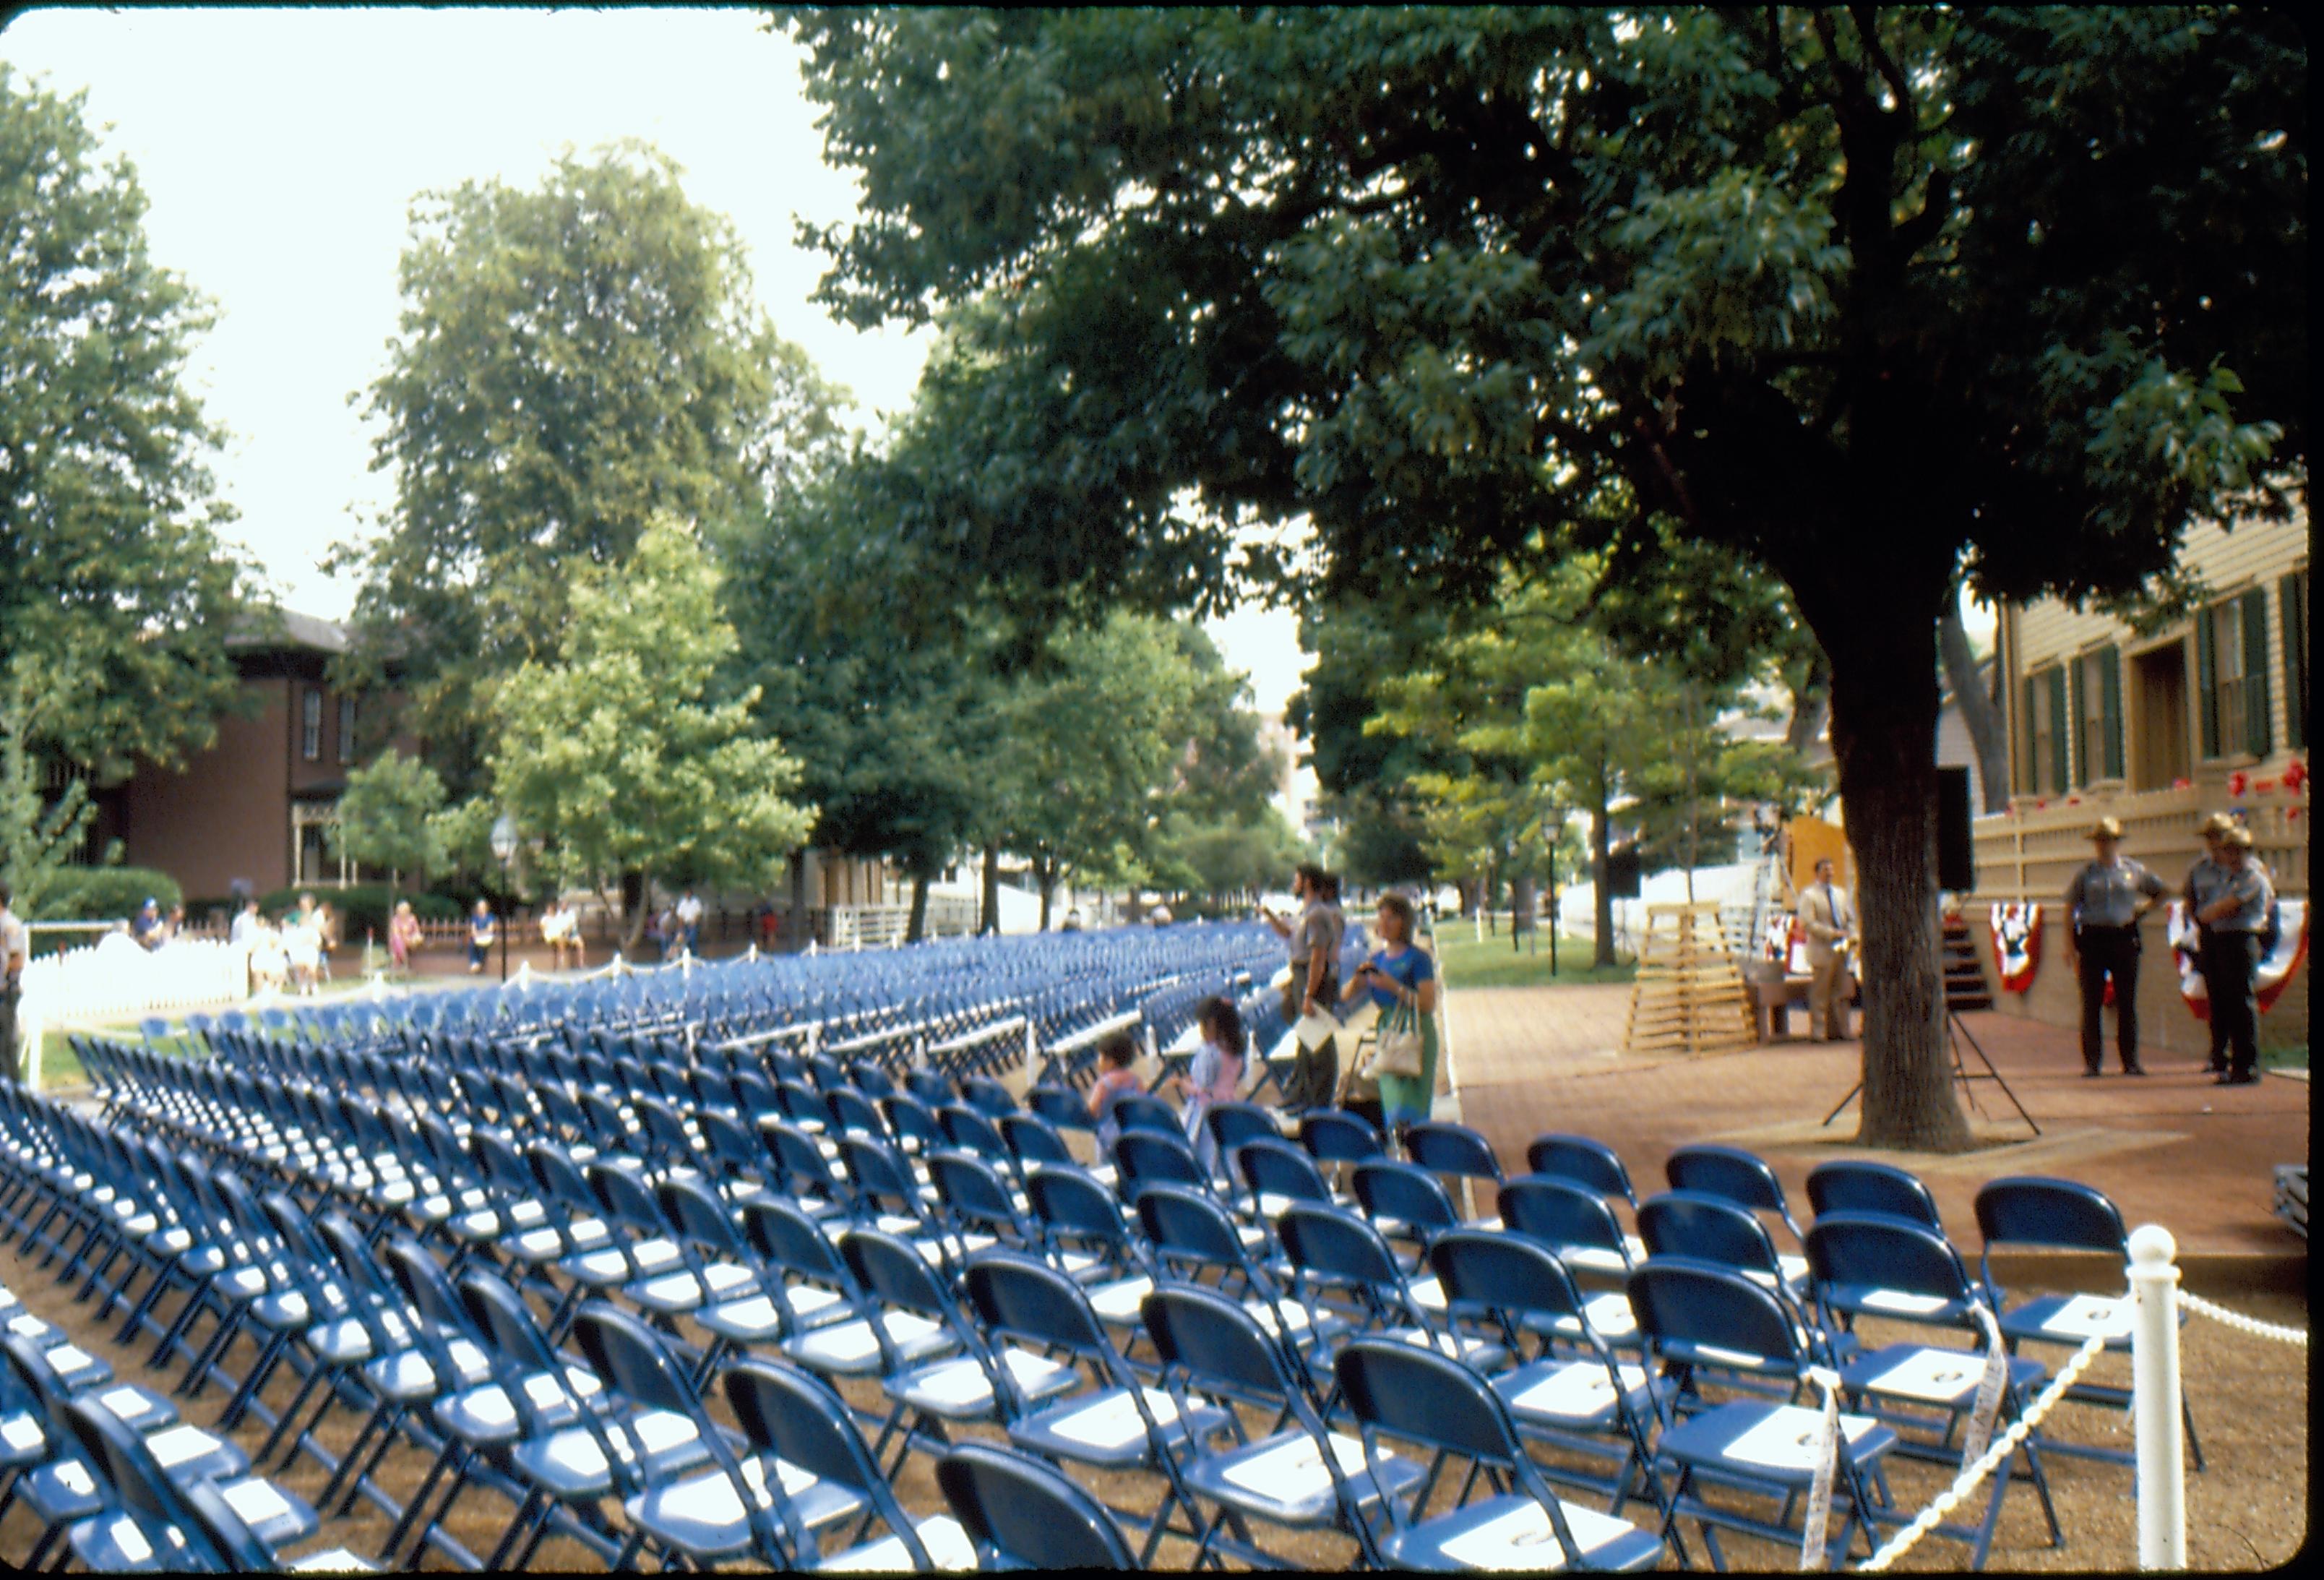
[
  {"left": 2284, "top": 568, "right": 2309, "bottom": 752},
  {"left": 337, "top": 696, "right": 357, "bottom": 765},
  {"left": 2023, "top": 666, "right": 2067, "bottom": 795},
  {"left": 2074, "top": 647, "right": 2122, "bottom": 786},
  {"left": 301, "top": 690, "right": 322, "bottom": 761},
  {"left": 2196, "top": 591, "right": 2271, "bottom": 759}
]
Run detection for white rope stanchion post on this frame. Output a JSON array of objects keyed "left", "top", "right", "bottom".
[{"left": 2127, "top": 1223, "right": 2186, "bottom": 1571}]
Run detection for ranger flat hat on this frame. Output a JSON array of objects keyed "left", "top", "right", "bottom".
[
  {"left": 2087, "top": 816, "right": 2125, "bottom": 841},
  {"left": 2200, "top": 811, "right": 2239, "bottom": 839},
  {"left": 2223, "top": 824, "right": 2255, "bottom": 849}
]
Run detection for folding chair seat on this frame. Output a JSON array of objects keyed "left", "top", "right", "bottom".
[
  {"left": 839, "top": 1229, "right": 1078, "bottom": 1472},
  {"left": 1664, "top": 1142, "right": 1809, "bottom": 1284},
  {"left": 1806, "top": 1159, "right": 1944, "bottom": 1231},
  {"left": 175, "top": 1472, "right": 383, "bottom": 1573},
  {"left": 1141, "top": 1279, "right": 1423, "bottom": 1568},
  {"left": 963, "top": 1250, "right": 1231, "bottom": 1564},
  {"left": 1804, "top": 1214, "right": 2062, "bottom": 1567},
  {"left": 1974, "top": 1175, "right": 2203, "bottom": 1472},
  {"left": 1627, "top": 1258, "right": 1899, "bottom": 1570},
  {"left": 1426, "top": 1230, "right": 1666, "bottom": 1515},
  {"left": 934, "top": 1440, "right": 1137, "bottom": 1569},
  {"left": 1528, "top": 1132, "right": 1641, "bottom": 1208},
  {"left": 1336, "top": 1338, "right": 1664, "bottom": 1572}
]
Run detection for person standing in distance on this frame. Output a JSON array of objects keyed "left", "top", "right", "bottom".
[
  {"left": 2063, "top": 817, "right": 2166, "bottom": 1076},
  {"left": 1260, "top": 863, "right": 1341, "bottom": 1108},
  {"left": 2181, "top": 812, "right": 2239, "bottom": 1074},
  {"left": 2195, "top": 824, "right": 2273, "bottom": 1086},
  {"left": 0, "top": 883, "right": 28, "bottom": 1085},
  {"left": 1798, "top": 857, "right": 1858, "bottom": 1041}
]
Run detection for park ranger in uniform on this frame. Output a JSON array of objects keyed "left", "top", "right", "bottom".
[{"left": 2063, "top": 816, "right": 2165, "bottom": 1076}]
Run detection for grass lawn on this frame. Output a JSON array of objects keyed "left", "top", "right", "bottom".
[
  {"left": 2260, "top": 1037, "right": 2307, "bottom": 1072},
  {"left": 1431, "top": 927, "right": 1636, "bottom": 988}
]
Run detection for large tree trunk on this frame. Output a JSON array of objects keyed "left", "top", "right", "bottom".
[
  {"left": 978, "top": 844, "right": 1000, "bottom": 935},
  {"left": 1820, "top": 601, "right": 1969, "bottom": 1151},
  {"left": 1591, "top": 764, "right": 1615, "bottom": 968},
  {"left": 788, "top": 850, "right": 809, "bottom": 951},
  {"left": 1036, "top": 854, "right": 1056, "bottom": 931},
  {"left": 1939, "top": 603, "right": 2009, "bottom": 814},
  {"left": 620, "top": 869, "right": 648, "bottom": 953},
  {"left": 905, "top": 869, "right": 931, "bottom": 943}
]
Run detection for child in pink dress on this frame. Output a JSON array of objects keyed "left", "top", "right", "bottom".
[{"left": 1086, "top": 1031, "right": 1142, "bottom": 1159}]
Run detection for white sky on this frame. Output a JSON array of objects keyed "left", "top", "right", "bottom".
[
  {"left": 1, "top": 5, "right": 1315, "bottom": 714},
  {"left": 4, "top": 5, "right": 1981, "bottom": 721}
]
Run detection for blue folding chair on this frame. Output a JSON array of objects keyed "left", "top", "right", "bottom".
[
  {"left": 1805, "top": 1159, "right": 1944, "bottom": 1230},
  {"left": 1974, "top": 1175, "right": 2203, "bottom": 1472},
  {"left": 1335, "top": 1338, "right": 1665, "bottom": 1572},
  {"left": 1664, "top": 1143, "right": 1809, "bottom": 1276},
  {"left": 1627, "top": 1258, "right": 1901, "bottom": 1571},
  {"left": 1141, "top": 1279, "right": 1423, "bottom": 1569},
  {"left": 1526, "top": 1133, "right": 1640, "bottom": 1208}
]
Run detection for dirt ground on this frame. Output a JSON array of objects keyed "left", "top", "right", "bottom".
[{"left": 1, "top": 1218, "right": 2303, "bottom": 1573}]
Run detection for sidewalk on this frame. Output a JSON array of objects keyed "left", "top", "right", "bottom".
[{"left": 1445, "top": 980, "right": 2308, "bottom": 1265}]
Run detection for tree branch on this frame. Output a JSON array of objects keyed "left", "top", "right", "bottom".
[{"left": 1847, "top": 5, "right": 1916, "bottom": 128}]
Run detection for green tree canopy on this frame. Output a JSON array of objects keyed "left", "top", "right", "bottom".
[
  {"left": 780, "top": 6, "right": 2304, "bottom": 1148},
  {"left": 335, "top": 141, "right": 851, "bottom": 789},
  {"left": 326, "top": 747, "right": 447, "bottom": 890},
  {"left": 480, "top": 518, "right": 813, "bottom": 949},
  {"left": 0, "top": 67, "right": 254, "bottom": 820}
]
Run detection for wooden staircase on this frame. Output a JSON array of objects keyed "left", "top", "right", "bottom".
[
  {"left": 1622, "top": 902, "right": 1757, "bottom": 1057},
  {"left": 1942, "top": 916, "right": 1992, "bottom": 1010}
]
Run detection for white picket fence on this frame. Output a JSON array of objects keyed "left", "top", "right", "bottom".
[{"left": 14, "top": 935, "right": 246, "bottom": 1089}]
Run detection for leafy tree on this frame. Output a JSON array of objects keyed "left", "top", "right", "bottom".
[
  {"left": 1, "top": 68, "right": 254, "bottom": 892},
  {"left": 335, "top": 142, "right": 851, "bottom": 791},
  {"left": 325, "top": 747, "right": 446, "bottom": 893},
  {"left": 483, "top": 518, "right": 813, "bottom": 950},
  {"left": 782, "top": 7, "right": 2304, "bottom": 1148}
]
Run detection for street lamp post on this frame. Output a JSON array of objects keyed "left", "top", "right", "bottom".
[{"left": 489, "top": 813, "right": 518, "bottom": 984}]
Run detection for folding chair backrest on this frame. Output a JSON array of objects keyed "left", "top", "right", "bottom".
[
  {"left": 841, "top": 1227, "right": 955, "bottom": 1320},
  {"left": 741, "top": 1198, "right": 851, "bottom": 1287},
  {"left": 1352, "top": 1159, "right": 1461, "bottom": 1237},
  {"left": 961, "top": 1075, "right": 1019, "bottom": 1117},
  {"left": 658, "top": 1175, "right": 750, "bottom": 1258},
  {"left": 1026, "top": 1166, "right": 1137, "bottom": 1255},
  {"left": 1110, "top": 1092, "right": 1182, "bottom": 1141},
  {"left": 1277, "top": 1200, "right": 1403, "bottom": 1291},
  {"left": 1627, "top": 1258, "right": 1807, "bottom": 1375},
  {"left": 1026, "top": 1084, "right": 1089, "bottom": 1131},
  {"left": 826, "top": 1086, "right": 889, "bottom": 1141},
  {"left": 926, "top": 1149, "right": 1025, "bottom": 1235},
  {"left": 1236, "top": 1135, "right": 1335, "bottom": 1205},
  {"left": 1807, "top": 1159, "right": 1943, "bottom": 1229},
  {"left": 1140, "top": 1281, "right": 1303, "bottom": 1403},
  {"left": 1665, "top": 1143, "right": 1799, "bottom": 1237},
  {"left": 1974, "top": 1175, "right": 2127, "bottom": 1255},
  {"left": 724, "top": 1360, "right": 926, "bottom": 1558},
  {"left": 1805, "top": 1214, "right": 1976, "bottom": 1308},
  {"left": 936, "top": 1441, "right": 1136, "bottom": 1569},
  {"left": 1114, "top": 1128, "right": 1210, "bottom": 1196},
  {"left": 1637, "top": 1190, "right": 1789, "bottom": 1282},
  {"left": 1429, "top": 1227, "right": 1589, "bottom": 1328},
  {"left": 1299, "top": 1107, "right": 1385, "bottom": 1164},
  {"left": 880, "top": 1093, "right": 945, "bottom": 1154},
  {"left": 999, "top": 1112, "right": 1075, "bottom": 1171},
  {"left": 59, "top": 1394, "right": 220, "bottom": 1568},
  {"left": 1135, "top": 1182, "right": 1249, "bottom": 1272},
  {"left": 571, "top": 1302, "right": 696, "bottom": 1416},
  {"left": 963, "top": 1250, "right": 1111, "bottom": 1357},
  {"left": 1404, "top": 1120, "right": 1505, "bottom": 1182},
  {"left": 588, "top": 1159, "right": 667, "bottom": 1235},
  {"left": 459, "top": 1266, "right": 564, "bottom": 1375},
  {"left": 938, "top": 1104, "right": 1010, "bottom": 1162},
  {"left": 1498, "top": 1175, "right": 1632, "bottom": 1262},
  {"left": 1335, "top": 1336, "right": 1522, "bottom": 1465},
  {"left": 1525, "top": 1133, "right": 1640, "bottom": 1206},
  {"left": 1204, "top": 1101, "right": 1280, "bottom": 1160}
]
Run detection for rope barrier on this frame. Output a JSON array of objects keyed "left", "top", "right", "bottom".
[
  {"left": 1856, "top": 1324, "right": 2113, "bottom": 1573},
  {"left": 2178, "top": 1289, "right": 2309, "bottom": 1346}
]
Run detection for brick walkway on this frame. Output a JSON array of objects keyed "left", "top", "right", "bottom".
[{"left": 1442, "top": 979, "right": 2309, "bottom": 1262}]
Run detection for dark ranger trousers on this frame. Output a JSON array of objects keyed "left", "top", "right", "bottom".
[
  {"left": 2198, "top": 930, "right": 2261, "bottom": 1079},
  {"left": 2075, "top": 926, "right": 2143, "bottom": 1073}
]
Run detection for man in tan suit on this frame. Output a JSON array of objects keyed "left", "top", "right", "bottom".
[{"left": 1799, "top": 857, "right": 1857, "bottom": 1040}]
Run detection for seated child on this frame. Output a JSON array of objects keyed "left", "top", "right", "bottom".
[{"left": 1085, "top": 1030, "right": 1142, "bottom": 1159}]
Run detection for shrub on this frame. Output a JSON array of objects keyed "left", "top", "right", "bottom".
[
  {"left": 40, "top": 865, "right": 183, "bottom": 923},
  {"left": 255, "top": 883, "right": 460, "bottom": 944}
]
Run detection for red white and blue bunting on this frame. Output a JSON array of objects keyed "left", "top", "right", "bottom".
[
  {"left": 1989, "top": 903, "right": 2041, "bottom": 994},
  {"left": 2166, "top": 899, "right": 2311, "bottom": 1020}
]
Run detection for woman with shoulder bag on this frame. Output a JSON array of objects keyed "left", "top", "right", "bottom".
[{"left": 1342, "top": 892, "right": 1437, "bottom": 1147}]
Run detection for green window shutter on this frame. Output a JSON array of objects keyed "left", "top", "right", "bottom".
[
  {"left": 2018, "top": 674, "right": 2036, "bottom": 794},
  {"left": 2284, "top": 574, "right": 2309, "bottom": 750},
  {"left": 2195, "top": 606, "right": 2220, "bottom": 757},
  {"left": 2067, "top": 660, "right": 2085, "bottom": 787},
  {"left": 2047, "top": 666, "right": 2069, "bottom": 793},
  {"left": 2101, "top": 645, "right": 2124, "bottom": 779},
  {"left": 2241, "top": 587, "right": 2271, "bottom": 757}
]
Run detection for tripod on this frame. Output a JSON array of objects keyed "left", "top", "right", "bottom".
[{"left": 1821, "top": 995, "right": 2040, "bottom": 1135}]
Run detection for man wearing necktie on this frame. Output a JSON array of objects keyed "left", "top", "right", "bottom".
[{"left": 1799, "top": 857, "right": 1857, "bottom": 1041}]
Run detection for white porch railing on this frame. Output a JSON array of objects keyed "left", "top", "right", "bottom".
[
  {"left": 15, "top": 937, "right": 247, "bottom": 1089},
  {"left": 823, "top": 896, "right": 982, "bottom": 950}
]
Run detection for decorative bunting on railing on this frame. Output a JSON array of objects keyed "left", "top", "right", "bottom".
[{"left": 1989, "top": 903, "right": 2041, "bottom": 993}]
